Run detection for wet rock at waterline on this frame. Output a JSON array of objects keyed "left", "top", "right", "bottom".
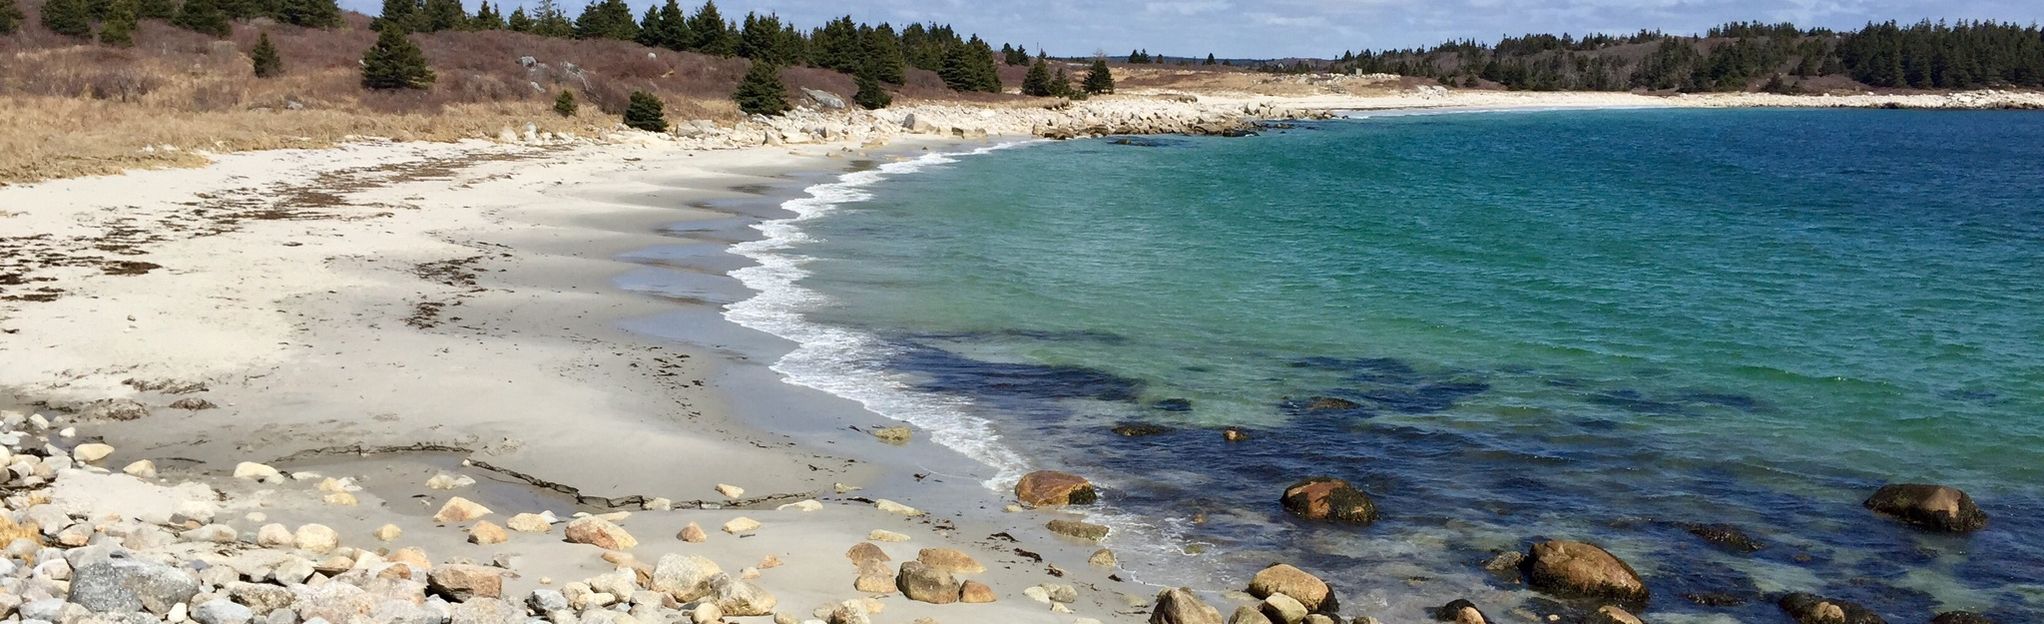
[
  {"left": 1150, "top": 587, "right": 1226, "bottom": 624},
  {"left": 1113, "top": 422, "right": 1174, "bottom": 437},
  {"left": 1863, "top": 484, "right": 1988, "bottom": 532},
  {"left": 1432, "top": 599, "right": 1490, "bottom": 624},
  {"left": 1280, "top": 477, "right": 1378, "bottom": 524},
  {"left": 1522, "top": 540, "right": 1648, "bottom": 606},
  {"left": 1682, "top": 523, "right": 1765, "bottom": 553},
  {"left": 1247, "top": 563, "right": 1333, "bottom": 613},
  {"left": 1779, "top": 592, "right": 1887, "bottom": 624},
  {"left": 1015, "top": 470, "right": 1097, "bottom": 507},
  {"left": 1930, "top": 612, "right": 1996, "bottom": 624}
]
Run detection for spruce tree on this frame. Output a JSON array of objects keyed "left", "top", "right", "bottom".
[
  {"left": 361, "top": 26, "right": 435, "bottom": 89},
  {"left": 276, "top": 0, "right": 341, "bottom": 27},
  {"left": 632, "top": 5, "right": 659, "bottom": 46},
  {"left": 623, "top": 90, "right": 666, "bottom": 131},
  {"left": 1052, "top": 67, "right": 1071, "bottom": 96},
  {"left": 651, "top": 0, "right": 687, "bottom": 50},
  {"left": 1083, "top": 57, "right": 1114, "bottom": 94},
  {"left": 573, "top": 0, "right": 634, "bottom": 40},
  {"left": 134, "top": 0, "right": 173, "bottom": 20},
  {"left": 731, "top": 60, "right": 788, "bottom": 116},
  {"left": 40, "top": 0, "right": 93, "bottom": 38},
  {"left": 471, "top": 1, "right": 502, "bottom": 29},
  {"left": 687, "top": 0, "right": 731, "bottom": 55},
  {"left": 418, "top": 0, "right": 463, "bottom": 32},
  {"left": 1204, "top": 53, "right": 1217, "bottom": 65},
  {"left": 169, "top": 0, "right": 226, "bottom": 36},
  {"left": 505, "top": 7, "right": 530, "bottom": 31},
  {"left": 0, "top": 0, "right": 22, "bottom": 35},
  {"left": 371, "top": 0, "right": 416, "bottom": 31},
  {"left": 863, "top": 24, "right": 904, "bottom": 84},
  {"left": 99, "top": 0, "right": 138, "bottom": 46},
  {"left": 1021, "top": 57, "right": 1054, "bottom": 96},
  {"left": 553, "top": 89, "right": 577, "bottom": 116},
  {"left": 250, "top": 32, "right": 283, "bottom": 77},
  {"left": 852, "top": 64, "right": 890, "bottom": 109}
]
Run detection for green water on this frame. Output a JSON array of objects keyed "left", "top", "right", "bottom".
[{"left": 744, "top": 109, "right": 2044, "bottom": 622}]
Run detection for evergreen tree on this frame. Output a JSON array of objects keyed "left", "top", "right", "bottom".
[
  {"left": 852, "top": 64, "right": 890, "bottom": 109},
  {"left": 810, "top": 14, "right": 860, "bottom": 71},
  {"left": 505, "top": 6, "right": 530, "bottom": 31},
  {"left": 169, "top": 0, "right": 227, "bottom": 37},
  {"left": 553, "top": 89, "right": 577, "bottom": 116},
  {"left": 0, "top": 0, "right": 22, "bottom": 35},
  {"left": 533, "top": 1, "right": 572, "bottom": 37},
  {"left": 1021, "top": 57, "right": 1055, "bottom": 96},
  {"left": 862, "top": 23, "right": 905, "bottom": 84},
  {"left": 623, "top": 90, "right": 667, "bottom": 131},
  {"left": 250, "top": 32, "right": 283, "bottom": 77},
  {"left": 417, "top": 0, "right": 463, "bottom": 31},
  {"left": 633, "top": 5, "right": 659, "bottom": 46},
  {"left": 275, "top": 0, "right": 341, "bottom": 27},
  {"left": 98, "top": 0, "right": 138, "bottom": 46},
  {"left": 1204, "top": 53, "right": 1217, "bottom": 65},
  {"left": 1082, "top": 57, "right": 1114, "bottom": 94},
  {"left": 41, "top": 0, "right": 93, "bottom": 38},
  {"left": 1051, "top": 66, "right": 1071, "bottom": 96},
  {"left": 371, "top": 0, "right": 416, "bottom": 31},
  {"left": 688, "top": 0, "right": 732, "bottom": 55},
  {"left": 650, "top": 0, "right": 687, "bottom": 49},
  {"left": 471, "top": 1, "right": 502, "bottom": 29},
  {"left": 573, "top": 0, "right": 634, "bottom": 40},
  {"left": 739, "top": 12, "right": 789, "bottom": 63},
  {"left": 135, "top": 0, "right": 174, "bottom": 20},
  {"left": 731, "top": 60, "right": 789, "bottom": 116},
  {"left": 361, "top": 26, "right": 436, "bottom": 89}
]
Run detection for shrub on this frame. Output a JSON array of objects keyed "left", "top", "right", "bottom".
[
  {"left": 553, "top": 89, "right": 577, "bottom": 116},
  {"left": 41, "top": 0, "right": 94, "bottom": 38},
  {"left": 361, "top": 27, "right": 435, "bottom": 89},
  {"left": 622, "top": 90, "right": 666, "bottom": 131},
  {"left": 852, "top": 71, "right": 889, "bottom": 110},
  {"left": 0, "top": 0, "right": 25, "bottom": 35},
  {"left": 732, "top": 60, "right": 787, "bottom": 116},
  {"left": 98, "top": 0, "right": 138, "bottom": 46},
  {"left": 250, "top": 32, "right": 282, "bottom": 77},
  {"left": 171, "top": 0, "right": 229, "bottom": 37}
]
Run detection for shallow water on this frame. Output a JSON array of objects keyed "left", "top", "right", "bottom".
[{"left": 731, "top": 109, "right": 2044, "bottom": 622}]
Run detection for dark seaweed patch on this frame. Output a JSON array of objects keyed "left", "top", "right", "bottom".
[
  {"left": 891, "top": 346, "right": 1143, "bottom": 402},
  {"left": 1151, "top": 398, "right": 1193, "bottom": 412}
]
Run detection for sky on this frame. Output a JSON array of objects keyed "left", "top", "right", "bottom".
[{"left": 338, "top": 0, "right": 2044, "bottom": 59}]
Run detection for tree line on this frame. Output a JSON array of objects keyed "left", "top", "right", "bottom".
[
  {"left": 21, "top": 0, "right": 339, "bottom": 43},
  {"left": 1333, "top": 20, "right": 2044, "bottom": 92}
]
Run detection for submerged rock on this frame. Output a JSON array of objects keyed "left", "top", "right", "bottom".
[
  {"left": 1682, "top": 523, "right": 1765, "bottom": 553},
  {"left": 1280, "top": 477, "right": 1378, "bottom": 524},
  {"left": 1522, "top": 540, "right": 1648, "bottom": 606},
  {"left": 1779, "top": 592, "right": 1887, "bottom": 624},
  {"left": 1150, "top": 587, "right": 1225, "bottom": 624},
  {"left": 1112, "top": 423, "right": 1173, "bottom": 437},
  {"left": 1016, "top": 470, "right": 1097, "bottom": 507},
  {"left": 1863, "top": 484, "right": 1988, "bottom": 532},
  {"left": 1930, "top": 612, "right": 1995, "bottom": 624}
]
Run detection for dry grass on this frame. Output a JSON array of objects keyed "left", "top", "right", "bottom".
[{"left": 0, "top": 516, "right": 44, "bottom": 547}]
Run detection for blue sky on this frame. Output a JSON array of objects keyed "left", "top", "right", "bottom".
[{"left": 340, "top": 0, "right": 2044, "bottom": 58}]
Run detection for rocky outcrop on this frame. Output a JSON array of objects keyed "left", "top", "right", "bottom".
[
  {"left": 1522, "top": 540, "right": 1648, "bottom": 606},
  {"left": 1864, "top": 484, "right": 1988, "bottom": 532},
  {"left": 1016, "top": 470, "right": 1098, "bottom": 507},
  {"left": 1150, "top": 587, "right": 1226, "bottom": 624},
  {"left": 1779, "top": 592, "right": 1887, "bottom": 624},
  {"left": 1280, "top": 477, "right": 1378, "bottom": 524}
]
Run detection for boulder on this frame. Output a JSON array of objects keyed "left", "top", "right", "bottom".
[
  {"left": 710, "top": 573, "right": 777, "bottom": 616},
  {"left": 429, "top": 565, "right": 504, "bottom": 601},
  {"left": 960, "top": 580, "right": 997, "bottom": 603},
  {"left": 650, "top": 554, "right": 721, "bottom": 602},
  {"left": 854, "top": 558, "right": 896, "bottom": 592},
  {"left": 1930, "top": 612, "right": 1994, "bottom": 624},
  {"left": 81, "top": 398, "right": 150, "bottom": 421},
  {"left": 1261, "top": 594, "right": 1308, "bottom": 624},
  {"left": 68, "top": 555, "right": 201, "bottom": 614},
  {"left": 915, "top": 548, "right": 985, "bottom": 574},
  {"left": 1047, "top": 518, "right": 1111, "bottom": 541},
  {"left": 1589, "top": 605, "right": 1644, "bottom": 624},
  {"left": 506, "top": 513, "right": 551, "bottom": 533},
  {"left": 1247, "top": 564, "right": 1332, "bottom": 612},
  {"left": 1150, "top": 587, "right": 1225, "bottom": 624},
  {"left": 846, "top": 542, "right": 890, "bottom": 566},
  {"left": 564, "top": 516, "right": 637, "bottom": 550},
  {"left": 233, "top": 462, "right": 284, "bottom": 482},
  {"left": 896, "top": 561, "right": 960, "bottom": 604},
  {"left": 1433, "top": 599, "right": 1489, "bottom": 624},
  {"left": 225, "top": 582, "right": 295, "bottom": 615},
  {"left": 72, "top": 443, "right": 116, "bottom": 464},
  {"left": 677, "top": 522, "right": 707, "bottom": 543},
  {"left": 1682, "top": 523, "right": 1764, "bottom": 553},
  {"left": 1522, "top": 540, "right": 1648, "bottom": 606},
  {"left": 1863, "top": 484, "right": 1988, "bottom": 532},
  {"left": 1280, "top": 477, "right": 1378, "bottom": 524},
  {"left": 1230, "top": 606, "right": 1272, "bottom": 624},
  {"left": 192, "top": 600, "right": 255, "bottom": 624},
  {"left": 1016, "top": 470, "right": 1098, "bottom": 507},
  {"left": 293, "top": 524, "right": 340, "bottom": 554},
  {"left": 802, "top": 88, "right": 847, "bottom": 110},
  {"left": 1779, "top": 593, "right": 1886, "bottom": 624},
  {"left": 721, "top": 517, "right": 761, "bottom": 535},
  {"left": 433, "top": 497, "right": 493, "bottom": 524}
]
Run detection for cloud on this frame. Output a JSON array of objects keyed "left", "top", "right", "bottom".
[{"left": 1144, "top": 0, "right": 1230, "bottom": 15}]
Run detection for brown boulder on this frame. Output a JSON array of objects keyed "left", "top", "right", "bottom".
[
  {"left": 1864, "top": 484, "right": 1988, "bottom": 532},
  {"left": 960, "top": 580, "right": 996, "bottom": 603},
  {"left": 1779, "top": 592, "right": 1886, "bottom": 624},
  {"left": 1523, "top": 540, "right": 1648, "bottom": 606},
  {"left": 1016, "top": 470, "right": 1098, "bottom": 507},
  {"left": 915, "top": 548, "right": 985, "bottom": 574},
  {"left": 1433, "top": 599, "right": 1489, "bottom": 624},
  {"left": 563, "top": 517, "right": 637, "bottom": 550},
  {"left": 1280, "top": 478, "right": 1378, "bottom": 524},
  {"left": 846, "top": 542, "right": 890, "bottom": 566},
  {"left": 1589, "top": 605, "right": 1644, "bottom": 624},
  {"left": 427, "top": 564, "right": 503, "bottom": 601},
  {"left": 895, "top": 561, "right": 959, "bottom": 604},
  {"left": 1246, "top": 564, "right": 1331, "bottom": 612},
  {"left": 1150, "top": 587, "right": 1225, "bottom": 624},
  {"left": 1047, "top": 518, "right": 1111, "bottom": 541}
]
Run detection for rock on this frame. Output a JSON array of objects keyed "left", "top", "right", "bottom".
[
  {"left": 1231, "top": 606, "right": 1272, "bottom": 624},
  {"left": 1113, "top": 423, "right": 1173, "bottom": 436},
  {"left": 1481, "top": 551, "right": 1524, "bottom": 573},
  {"left": 803, "top": 88, "right": 847, "bottom": 110},
  {"left": 871, "top": 426, "right": 912, "bottom": 444},
  {"left": 847, "top": 542, "right": 890, "bottom": 565},
  {"left": 226, "top": 582, "right": 294, "bottom": 614},
  {"left": 643, "top": 497, "right": 673, "bottom": 511},
  {"left": 429, "top": 564, "right": 505, "bottom": 601},
  {"left": 169, "top": 398, "right": 217, "bottom": 410},
  {"left": 895, "top": 561, "right": 960, "bottom": 604},
  {"left": 651, "top": 554, "right": 721, "bottom": 602},
  {"left": 1223, "top": 428, "right": 1250, "bottom": 442},
  {"left": 182, "top": 523, "right": 237, "bottom": 542},
  {"left": 677, "top": 522, "right": 707, "bottom": 543},
  {"left": 502, "top": 512, "right": 553, "bottom": 534},
  {"left": 1262, "top": 594, "right": 1309, "bottom": 624},
  {"left": 722, "top": 517, "right": 761, "bottom": 535},
  {"left": 468, "top": 521, "right": 508, "bottom": 545},
  {"left": 1682, "top": 523, "right": 1764, "bottom": 553},
  {"left": 426, "top": 474, "right": 475, "bottom": 490},
  {"left": 827, "top": 599, "right": 872, "bottom": 624},
  {"left": 1089, "top": 548, "right": 1118, "bottom": 567},
  {"left": 915, "top": 548, "right": 985, "bottom": 574},
  {"left": 716, "top": 483, "right": 745, "bottom": 498},
  {"left": 1047, "top": 518, "right": 1110, "bottom": 541},
  {"left": 193, "top": 600, "right": 256, "bottom": 624},
  {"left": 72, "top": 443, "right": 116, "bottom": 463},
  {"left": 868, "top": 529, "right": 909, "bottom": 542},
  {"left": 1150, "top": 587, "right": 1225, "bottom": 624},
  {"left": 433, "top": 497, "right": 492, "bottom": 524},
  {"left": 321, "top": 492, "right": 357, "bottom": 506},
  {"left": 777, "top": 499, "right": 822, "bottom": 512},
  {"left": 1779, "top": 593, "right": 1886, "bottom": 624},
  {"left": 1522, "top": 540, "right": 1648, "bottom": 606},
  {"left": 691, "top": 602, "right": 723, "bottom": 624},
  {"left": 293, "top": 524, "right": 340, "bottom": 554},
  {"left": 1589, "top": 605, "right": 1643, "bottom": 624},
  {"left": 1248, "top": 564, "right": 1332, "bottom": 612},
  {"left": 122, "top": 459, "right": 156, "bottom": 478},
  {"left": 710, "top": 574, "right": 777, "bottom": 616},
  {"left": 1303, "top": 397, "right": 1361, "bottom": 411},
  {"left": 1015, "top": 470, "right": 1098, "bottom": 507},
  {"left": 1280, "top": 477, "right": 1378, "bottom": 524},
  {"left": 374, "top": 524, "right": 402, "bottom": 541},
  {"left": 68, "top": 554, "right": 201, "bottom": 614},
  {"left": 257, "top": 523, "right": 295, "bottom": 548},
  {"left": 960, "top": 580, "right": 996, "bottom": 603},
  {"left": 234, "top": 462, "right": 283, "bottom": 482},
  {"left": 82, "top": 398, "right": 150, "bottom": 421},
  {"left": 1930, "top": 612, "right": 1994, "bottom": 624},
  {"left": 564, "top": 516, "right": 637, "bottom": 550},
  {"left": 854, "top": 558, "right": 896, "bottom": 592},
  {"left": 1864, "top": 484, "right": 1988, "bottom": 532},
  {"left": 448, "top": 597, "right": 523, "bottom": 624},
  {"left": 1433, "top": 599, "right": 1488, "bottom": 624},
  {"left": 874, "top": 499, "right": 923, "bottom": 516},
  {"left": 23, "top": 599, "right": 90, "bottom": 622}
]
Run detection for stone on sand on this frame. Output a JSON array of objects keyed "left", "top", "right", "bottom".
[
  {"left": 651, "top": 554, "right": 722, "bottom": 602},
  {"left": 233, "top": 462, "right": 284, "bottom": 483},
  {"left": 916, "top": 548, "right": 985, "bottom": 574},
  {"left": 1047, "top": 518, "right": 1110, "bottom": 541},
  {"left": 895, "top": 561, "right": 959, "bottom": 604},
  {"left": 123, "top": 459, "right": 157, "bottom": 478},
  {"left": 868, "top": 529, "right": 909, "bottom": 542},
  {"left": 293, "top": 524, "right": 340, "bottom": 554},
  {"left": 722, "top": 517, "right": 761, "bottom": 535},
  {"left": 1150, "top": 587, "right": 1225, "bottom": 624},
  {"left": 565, "top": 516, "right": 638, "bottom": 550},
  {"left": 716, "top": 483, "right": 745, "bottom": 498},
  {"left": 468, "top": 520, "right": 509, "bottom": 545},
  {"left": 874, "top": 499, "right": 923, "bottom": 516},
  {"left": 256, "top": 523, "right": 294, "bottom": 548},
  {"left": 847, "top": 542, "right": 890, "bottom": 565},
  {"left": 72, "top": 443, "right": 115, "bottom": 464},
  {"left": 433, "top": 497, "right": 493, "bottom": 524},
  {"left": 429, "top": 564, "right": 505, "bottom": 600},
  {"left": 374, "top": 524, "right": 402, "bottom": 541},
  {"left": 960, "top": 580, "right": 997, "bottom": 603},
  {"left": 507, "top": 513, "right": 552, "bottom": 533},
  {"left": 677, "top": 522, "right": 707, "bottom": 543},
  {"left": 1089, "top": 548, "right": 1118, "bottom": 567},
  {"left": 777, "top": 499, "right": 823, "bottom": 512}
]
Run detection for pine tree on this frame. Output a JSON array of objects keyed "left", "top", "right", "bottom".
[
  {"left": 41, "top": 0, "right": 93, "bottom": 38},
  {"left": 1083, "top": 58, "right": 1114, "bottom": 94},
  {"left": 1204, "top": 53, "right": 1217, "bottom": 65},
  {"left": 169, "top": 0, "right": 227, "bottom": 37},
  {"left": 98, "top": 0, "right": 138, "bottom": 46},
  {"left": 361, "top": 26, "right": 435, "bottom": 89},
  {"left": 418, "top": 0, "right": 463, "bottom": 32},
  {"left": 505, "top": 7, "right": 530, "bottom": 31},
  {"left": 863, "top": 23, "right": 904, "bottom": 84},
  {"left": 471, "top": 1, "right": 502, "bottom": 29},
  {"left": 688, "top": 0, "right": 732, "bottom": 55},
  {"left": 275, "top": 0, "right": 341, "bottom": 27},
  {"left": 633, "top": 5, "right": 659, "bottom": 46},
  {"left": 250, "top": 32, "right": 283, "bottom": 77},
  {"left": 623, "top": 90, "right": 666, "bottom": 131},
  {"left": 371, "top": 0, "right": 416, "bottom": 31},
  {"left": 135, "top": 0, "right": 174, "bottom": 20},
  {"left": 1052, "top": 67, "right": 1071, "bottom": 96},
  {"left": 554, "top": 89, "right": 577, "bottom": 116},
  {"left": 0, "top": 0, "right": 22, "bottom": 35},
  {"left": 1021, "top": 57, "right": 1054, "bottom": 96},
  {"left": 852, "top": 63, "right": 890, "bottom": 109},
  {"left": 651, "top": 0, "right": 687, "bottom": 50},
  {"left": 573, "top": 0, "right": 634, "bottom": 40},
  {"left": 731, "top": 60, "right": 788, "bottom": 116}
]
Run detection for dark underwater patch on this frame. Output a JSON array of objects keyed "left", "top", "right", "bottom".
[{"left": 890, "top": 345, "right": 1144, "bottom": 402}]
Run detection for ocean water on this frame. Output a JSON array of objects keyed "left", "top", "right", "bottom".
[{"left": 726, "top": 109, "right": 2044, "bottom": 623}]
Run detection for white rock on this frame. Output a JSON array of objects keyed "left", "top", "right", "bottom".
[
  {"left": 294, "top": 524, "right": 340, "bottom": 554},
  {"left": 720, "top": 517, "right": 760, "bottom": 535},
  {"left": 873, "top": 499, "right": 923, "bottom": 516},
  {"left": 715, "top": 484, "right": 744, "bottom": 498},
  {"left": 72, "top": 443, "right": 115, "bottom": 463},
  {"left": 123, "top": 459, "right": 157, "bottom": 478},
  {"left": 234, "top": 462, "right": 284, "bottom": 483},
  {"left": 256, "top": 523, "right": 294, "bottom": 548},
  {"left": 775, "top": 500, "right": 822, "bottom": 512}
]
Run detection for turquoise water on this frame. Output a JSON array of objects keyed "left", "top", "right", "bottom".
[{"left": 735, "top": 109, "right": 2044, "bottom": 622}]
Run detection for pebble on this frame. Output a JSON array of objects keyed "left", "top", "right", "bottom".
[
  {"left": 373, "top": 524, "right": 402, "bottom": 541},
  {"left": 716, "top": 483, "right": 745, "bottom": 498}
]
